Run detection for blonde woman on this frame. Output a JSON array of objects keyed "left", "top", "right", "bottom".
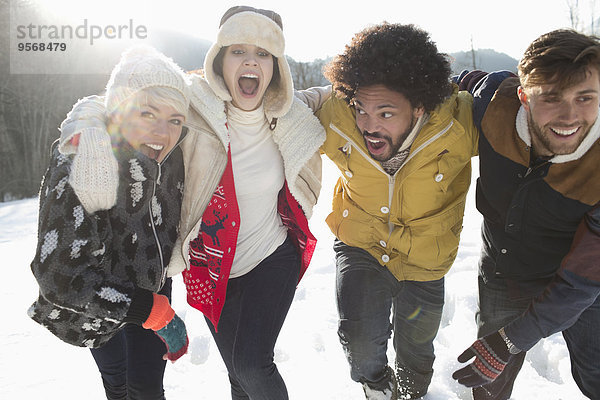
[{"left": 29, "top": 46, "right": 190, "bottom": 399}]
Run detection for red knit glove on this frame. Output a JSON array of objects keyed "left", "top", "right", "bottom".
[
  {"left": 452, "top": 330, "right": 512, "bottom": 387},
  {"left": 143, "top": 294, "right": 188, "bottom": 362}
]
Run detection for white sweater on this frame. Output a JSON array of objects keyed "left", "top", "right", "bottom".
[{"left": 227, "top": 103, "right": 288, "bottom": 278}]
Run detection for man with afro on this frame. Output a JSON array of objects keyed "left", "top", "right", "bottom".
[{"left": 311, "top": 23, "right": 478, "bottom": 399}]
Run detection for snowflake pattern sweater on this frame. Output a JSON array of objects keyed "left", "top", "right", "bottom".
[{"left": 28, "top": 134, "right": 184, "bottom": 348}]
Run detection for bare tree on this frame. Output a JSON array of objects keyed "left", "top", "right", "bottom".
[
  {"left": 287, "top": 57, "right": 330, "bottom": 90},
  {"left": 566, "top": 0, "right": 600, "bottom": 34},
  {"left": 470, "top": 36, "right": 477, "bottom": 70},
  {"left": 567, "top": 0, "right": 582, "bottom": 31},
  {"left": 591, "top": 0, "right": 597, "bottom": 34},
  {"left": 0, "top": 0, "right": 106, "bottom": 200}
]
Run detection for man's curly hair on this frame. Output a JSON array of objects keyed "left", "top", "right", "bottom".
[{"left": 323, "top": 23, "right": 453, "bottom": 112}]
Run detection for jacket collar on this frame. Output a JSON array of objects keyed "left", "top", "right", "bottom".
[
  {"left": 413, "top": 85, "right": 460, "bottom": 147},
  {"left": 516, "top": 105, "right": 600, "bottom": 164}
]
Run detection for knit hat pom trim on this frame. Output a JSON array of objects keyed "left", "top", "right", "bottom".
[{"left": 105, "top": 45, "right": 191, "bottom": 115}]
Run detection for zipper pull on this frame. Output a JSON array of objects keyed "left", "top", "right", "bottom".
[
  {"left": 269, "top": 118, "right": 278, "bottom": 130},
  {"left": 342, "top": 142, "right": 352, "bottom": 155},
  {"left": 156, "top": 163, "right": 162, "bottom": 185}
]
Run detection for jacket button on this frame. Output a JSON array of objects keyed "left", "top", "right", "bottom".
[
  {"left": 501, "top": 248, "right": 508, "bottom": 254},
  {"left": 381, "top": 255, "right": 390, "bottom": 263},
  {"left": 343, "top": 209, "right": 349, "bottom": 217},
  {"left": 379, "top": 240, "right": 387, "bottom": 248},
  {"left": 345, "top": 171, "right": 353, "bottom": 178},
  {"left": 380, "top": 206, "right": 389, "bottom": 214},
  {"left": 232, "top": 221, "right": 236, "bottom": 227},
  {"left": 435, "top": 173, "right": 444, "bottom": 182}
]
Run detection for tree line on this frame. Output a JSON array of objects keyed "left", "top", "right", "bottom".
[{"left": 17, "top": 0, "right": 597, "bottom": 202}]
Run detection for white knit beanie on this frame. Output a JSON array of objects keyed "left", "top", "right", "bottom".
[
  {"left": 105, "top": 45, "right": 191, "bottom": 114},
  {"left": 204, "top": 6, "right": 294, "bottom": 119}
]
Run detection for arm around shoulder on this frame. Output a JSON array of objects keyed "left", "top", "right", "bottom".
[{"left": 294, "top": 85, "right": 332, "bottom": 112}]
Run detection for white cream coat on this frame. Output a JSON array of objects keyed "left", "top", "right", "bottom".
[{"left": 169, "top": 75, "right": 326, "bottom": 276}]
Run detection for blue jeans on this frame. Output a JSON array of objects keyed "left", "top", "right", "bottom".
[
  {"left": 206, "top": 236, "right": 300, "bottom": 400},
  {"left": 90, "top": 279, "right": 171, "bottom": 400},
  {"left": 334, "top": 240, "right": 444, "bottom": 394},
  {"left": 475, "top": 275, "right": 600, "bottom": 400}
]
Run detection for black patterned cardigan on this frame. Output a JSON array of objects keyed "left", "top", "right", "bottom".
[{"left": 28, "top": 135, "right": 184, "bottom": 348}]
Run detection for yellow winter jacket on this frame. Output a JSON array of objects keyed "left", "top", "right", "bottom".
[{"left": 317, "top": 85, "right": 478, "bottom": 281}]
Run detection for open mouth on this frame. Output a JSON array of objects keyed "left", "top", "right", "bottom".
[
  {"left": 364, "top": 135, "right": 387, "bottom": 152},
  {"left": 238, "top": 74, "right": 259, "bottom": 96},
  {"left": 550, "top": 126, "right": 579, "bottom": 137},
  {"left": 140, "top": 143, "right": 164, "bottom": 161}
]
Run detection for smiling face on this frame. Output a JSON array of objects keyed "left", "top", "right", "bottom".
[
  {"left": 221, "top": 44, "right": 274, "bottom": 111},
  {"left": 354, "top": 84, "right": 425, "bottom": 162},
  {"left": 115, "top": 100, "right": 185, "bottom": 162},
  {"left": 519, "top": 67, "right": 600, "bottom": 158}
]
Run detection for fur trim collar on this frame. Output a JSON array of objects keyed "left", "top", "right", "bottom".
[
  {"left": 516, "top": 105, "right": 600, "bottom": 163},
  {"left": 271, "top": 97, "right": 326, "bottom": 218},
  {"left": 188, "top": 74, "right": 229, "bottom": 147}
]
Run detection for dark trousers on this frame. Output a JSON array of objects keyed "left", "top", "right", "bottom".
[
  {"left": 90, "top": 279, "right": 171, "bottom": 400},
  {"left": 334, "top": 240, "right": 444, "bottom": 395},
  {"left": 475, "top": 275, "right": 600, "bottom": 400},
  {"left": 206, "top": 236, "right": 300, "bottom": 400}
]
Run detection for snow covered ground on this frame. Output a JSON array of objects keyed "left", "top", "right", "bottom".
[{"left": 1, "top": 158, "right": 586, "bottom": 399}]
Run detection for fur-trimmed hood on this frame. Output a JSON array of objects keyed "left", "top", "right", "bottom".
[{"left": 203, "top": 9, "right": 294, "bottom": 121}]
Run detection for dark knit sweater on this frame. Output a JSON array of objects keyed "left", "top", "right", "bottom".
[{"left": 28, "top": 134, "right": 184, "bottom": 348}]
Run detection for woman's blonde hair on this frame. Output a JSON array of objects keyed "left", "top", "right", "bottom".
[{"left": 135, "top": 86, "right": 188, "bottom": 116}]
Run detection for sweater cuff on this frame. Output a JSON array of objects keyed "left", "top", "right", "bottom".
[
  {"left": 124, "top": 288, "right": 154, "bottom": 325},
  {"left": 504, "top": 320, "right": 538, "bottom": 352}
]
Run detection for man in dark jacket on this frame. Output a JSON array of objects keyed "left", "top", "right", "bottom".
[{"left": 452, "top": 29, "right": 600, "bottom": 400}]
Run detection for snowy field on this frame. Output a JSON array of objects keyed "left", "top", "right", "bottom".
[{"left": 1, "top": 158, "right": 586, "bottom": 399}]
